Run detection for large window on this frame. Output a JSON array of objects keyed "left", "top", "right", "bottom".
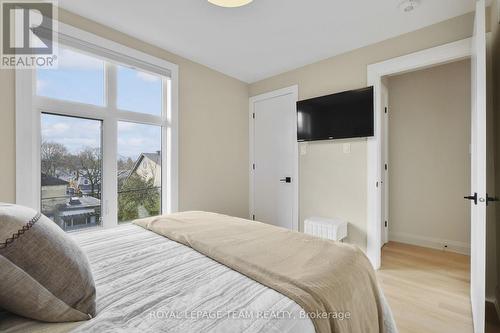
[{"left": 16, "top": 28, "right": 178, "bottom": 231}]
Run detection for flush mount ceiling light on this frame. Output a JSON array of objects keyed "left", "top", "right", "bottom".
[
  {"left": 208, "top": 0, "right": 253, "bottom": 8},
  {"left": 398, "top": 0, "right": 420, "bottom": 13}
]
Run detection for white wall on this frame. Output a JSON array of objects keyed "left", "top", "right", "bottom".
[{"left": 387, "top": 60, "right": 471, "bottom": 254}]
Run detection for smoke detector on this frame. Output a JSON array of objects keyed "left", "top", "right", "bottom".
[
  {"left": 399, "top": 0, "right": 420, "bottom": 13},
  {"left": 208, "top": 0, "right": 253, "bottom": 7}
]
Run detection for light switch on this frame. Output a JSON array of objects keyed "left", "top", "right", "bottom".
[{"left": 343, "top": 143, "right": 351, "bottom": 154}]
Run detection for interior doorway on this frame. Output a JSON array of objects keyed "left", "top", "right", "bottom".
[
  {"left": 366, "top": 37, "right": 475, "bottom": 270},
  {"left": 376, "top": 60, "right": 473, "bottom": 333},
  {"left": 382, "top": 60, "right": 471, "bottom": 255},
  {"left": 367, "top": 3, "right": 489, "bottom": 328}
]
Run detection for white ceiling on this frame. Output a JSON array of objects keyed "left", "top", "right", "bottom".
[{"left": 59, "top": 0, "right": 477, "bottom": 83}]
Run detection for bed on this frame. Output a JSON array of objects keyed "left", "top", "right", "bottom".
[{"left": 0, "top": 213, "right": 397, "bottom": 333}]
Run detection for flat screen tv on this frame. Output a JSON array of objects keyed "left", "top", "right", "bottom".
[{"left": 297, "top": 86, "right": 374, "bottom": 142}]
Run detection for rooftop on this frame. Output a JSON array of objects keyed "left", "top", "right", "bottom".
[{"left": 41, "top": 173, "right": 69, "bottom": 186}]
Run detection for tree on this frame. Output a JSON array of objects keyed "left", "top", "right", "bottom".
[
  {"left": 41, "top": 141, "right": 68, "bottom": 176},
  {"left": 118, "top": 174, "right": 160, "bottom": 222},
  {"left": 78, "top": 148, "right": 102, "bottom": 198},
  {"left": 118, "top": 157, "right": 135, "bottom": 171}
]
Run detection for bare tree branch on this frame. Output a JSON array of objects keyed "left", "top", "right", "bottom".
[{"left": 41, "top": 141, "right": 68, "bottom": 176}]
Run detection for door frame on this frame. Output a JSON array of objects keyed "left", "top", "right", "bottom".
[
  {"left": 366, "top": 37, "right": 473, "bottom": 269},
  {"left": 380, "top": 77, "right": 389, "bottom": 246},
  {"left": 249, "top": 85, "right": 299, "bottom": 231}
]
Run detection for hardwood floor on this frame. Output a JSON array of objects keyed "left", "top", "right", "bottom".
[{"left": 377, "top": 241, "right": 473, "bottom": 333}]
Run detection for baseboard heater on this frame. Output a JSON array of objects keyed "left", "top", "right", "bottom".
[{"left": 304, "top": 217, "right": 348, "bottom": 242}]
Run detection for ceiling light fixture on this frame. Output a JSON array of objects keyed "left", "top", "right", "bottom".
[
  {"left": 208, "top": 0, "right": 253, "bottom": 8},
  {"left": 398, "top": 0, "right": 420, "bottom": 13}
]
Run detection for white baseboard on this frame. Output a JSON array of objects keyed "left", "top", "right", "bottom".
[{"left": 389, "top": 231, "right": 470, "bottom": 255}]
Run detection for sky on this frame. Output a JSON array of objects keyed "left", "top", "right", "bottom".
[
  {"left": 39, "top": 47, "right": 162, "bottom": 161},
  {"left": 41, "top": 115, "right": 161, "bottom": 161}
]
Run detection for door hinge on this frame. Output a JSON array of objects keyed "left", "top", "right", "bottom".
[
  {"left": 385, "top": 221, "right": 388, "bottom": 227},
  {"left": 385, "top": 107, "right": 388, "bottom": 114},
  {"left": 252, "top": 215, "right": 255, "bottom": 221},
  {"left": 252, "top": 163, "right": 255, "bottom": 170},
  {"left": 252, "top": 113, "right": 255, "bottom": 119},
  {"left": 385, "top": 163, "right": 388, "bottom": 171}
]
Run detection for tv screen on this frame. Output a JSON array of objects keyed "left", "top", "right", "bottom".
[{"left": 297, "top": 86, "right": 374, "bottom": 142}]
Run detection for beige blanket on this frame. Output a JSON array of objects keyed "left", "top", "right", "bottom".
[{"left": 134, "top": 211, "right": 384, "bottom": 333}]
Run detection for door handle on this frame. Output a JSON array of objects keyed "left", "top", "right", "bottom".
[
  {"left": 487, "top": 194, "right": 499, "bottom": 206},
  {"left": 464, "top": 193, "right": 477, "bottom": 205},
  {"left": 280, "top": 177, "right": 292, "bottom": 183}
]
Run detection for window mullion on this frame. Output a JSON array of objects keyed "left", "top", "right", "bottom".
[
  {"left": 161, "top": 78, "right": 170, "bottom": 214},
  {"left": 34, "top": 97, "right": 108, "bottom": 120},
  {"left": 102, "top": 63, "right": 118, "bottom": 228},
  {"left": 106, "top": 64, "right": 117, "bottom": 110}
]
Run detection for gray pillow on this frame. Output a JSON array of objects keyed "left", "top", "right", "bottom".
[{"left": 0, "top": 203, "right": 96, "bottom": 322}]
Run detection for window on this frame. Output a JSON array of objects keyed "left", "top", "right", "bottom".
[
  {"left": 16, "top": 24, "right": 178, "bottom": 232},
  {"left": 117, "top": 66, "right": 162, "bottom": 116},
  {"left": 37, "top": 47, "right": 105, "bottom": 106},
  {"left": 41, "top": 114, "right": 103, "bottom": 231},
  {"left": 117, "top": 122, "right": 162, "bottom": 223}
]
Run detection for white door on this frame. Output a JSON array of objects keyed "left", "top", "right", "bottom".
[
  {"left": 469, "top": 1, "right": 487, "bottom": 332},
  {"left": 250, "top": 86, "right": 298, "bottom": 230}
]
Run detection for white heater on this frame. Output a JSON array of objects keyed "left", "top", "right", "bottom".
[{"left": 304, "top": 217, "right": 348, "bottom": 242}]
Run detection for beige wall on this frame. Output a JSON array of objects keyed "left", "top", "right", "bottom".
[
  {"left": 0, "top": 9, "right": 250, "bottom": 218},
  {"left": 387, "top": 60, "right": 471, "bottom": 252},
  {"left": 0, "top": 7, "right": 494, "bottom": 259},
  {"left": 249, "top": 13, "right": 476, "bottom": 249}
]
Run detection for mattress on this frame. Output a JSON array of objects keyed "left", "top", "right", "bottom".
[{"left": 1, "top": 224, "right": 397, "bottom": 333}]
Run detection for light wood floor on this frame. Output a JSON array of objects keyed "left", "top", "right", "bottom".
[{"left": 378, "top": 242, "right": 473, "bottom": 333}]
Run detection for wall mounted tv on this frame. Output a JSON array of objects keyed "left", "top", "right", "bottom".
[{"left": 297, "top": 86, "right": 374, "bottom": 142}]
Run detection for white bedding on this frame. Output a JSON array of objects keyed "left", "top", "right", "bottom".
[{"left": 1, "top": 224, "right": 397, "bottom": 333}]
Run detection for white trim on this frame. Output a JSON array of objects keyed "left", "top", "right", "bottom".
[
  {"left": 16, "top": 69, "right": 38, "bottom": 208},
  {"left": 57, "top": 22, "right": 175, "bottom": 77},
  {"left": 366, "top": 37, "right": 473, "bottom": 269},
  {"left": 164, "top": 73, "right": 179, "bottom": 213},
  {"left": 249, "top": 85, "right": 299, "bottom": 231},
  {"left": 381, "top": 78, "right": 389, "bottom": 245},
  {"left": 389, "top": 232, "right": 470, "bottom": 256},
  {"left": 33, "top": 96, "right": 165, "bottom": 127},
  {"left": 16, "top": 21, "right": 179, "bottom": 228}
]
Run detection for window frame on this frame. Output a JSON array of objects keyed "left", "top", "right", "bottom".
[{"left": 16, "top": 22, "right": 179, "bottom": 229}]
